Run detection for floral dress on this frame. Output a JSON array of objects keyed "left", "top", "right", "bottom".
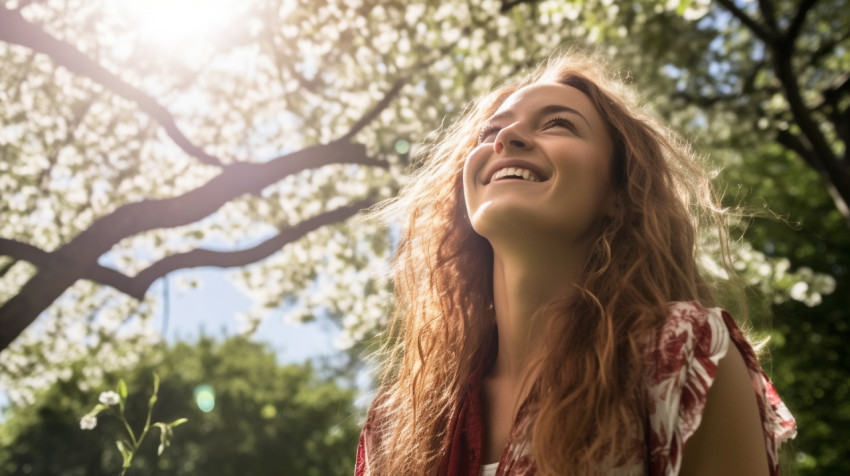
[{"left": 355, "top": 301, "right": 797, "bottom": 475}]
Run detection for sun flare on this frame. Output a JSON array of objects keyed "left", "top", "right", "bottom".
[{"left": 111, "top": 0, "right": 238, "bottom": 47}]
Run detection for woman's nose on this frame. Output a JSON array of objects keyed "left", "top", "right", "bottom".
[{"left": 494, "top": 125, "right": 532, "bottom": 153}]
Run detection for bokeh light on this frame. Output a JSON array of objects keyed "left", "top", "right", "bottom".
[
  {"left": 394, "top": 139, "right": 411, "bottom": 155},
  {"left": 260, "top": 403, "right": 277, "bottom": 419},
  {"left": 193, "top": 384, "right": 215, "bottom": 412}
]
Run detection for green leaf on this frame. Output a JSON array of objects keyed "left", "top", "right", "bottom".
[
  {"left": 169, "top": 418, "right": 188, "bottom": 427},
  {"left": 149, "top": 372, "right": 160, "bottom": 409},
  {"left": 117, "top": 379, "right": 128, "bottom": 412},
  {"left": 117, "top": 379, "right": 127, "bottom": 400}
]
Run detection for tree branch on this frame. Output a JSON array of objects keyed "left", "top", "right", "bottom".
[
  {"left": 825, "top": 92, "right": 850, "bottom": 168},
  {"left": 0, "top": 5, "right": 223, "bottom": 167},
  {"left": 756, "top": 0, "right": 778, "bottom": 33},
  {"left": 81, "top": 264, "right": 140, "bottom": 298},
  {"left": 0, "top": 238, "right": 51, "bottom": 267},
  {"left": 0, "top": 141, "right": 386, "bottom": 350},
  {"left": 0, "top": 260, "right": 16, "bottom": 279},
  {"left": 772, "top": 53, "right": 843, "bottom": 173},
  {"left": 715, "top": 0, "right": 775, "bottom": 44},
  {"left": 0, "top": 238, "right": 49, "bottom": 280},
  {"left": 775, "top": 129, "right": 815, "bottom": 168},
  {"left": 0, "top": 266, "right": 78, "bottom": 352},
  {"left": 777, "top": 128, "right": 850, "bottom": 226},
  {"left": 786, "top": 0, "right": 819, "bottom": 44},
  {"left": 58, "top": 141, "right": 382, "bottom": 260},
  {"left": 87, "top": 196, "right": 376, "bottom": 299},
  {"left": 500, "top": 0, "right": 538, "bottom": 14},
  {"left": 338, "top": 77, "right": 406, "bottom": 142}
]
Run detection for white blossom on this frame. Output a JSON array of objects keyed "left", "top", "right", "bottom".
[
  {"left": 99, "top": 390, "right": 120, "bottom": 406},
  {"left": 80, "top": 415, "right": 97, "bottom": 430}
]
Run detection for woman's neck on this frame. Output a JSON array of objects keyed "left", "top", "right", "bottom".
[{"left": 489, "top": 243, "right": 584, "bottom": 382}]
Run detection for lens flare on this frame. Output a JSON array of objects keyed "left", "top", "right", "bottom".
[{"left": 193, "top": 384, "right": 215, "bottom": 412}]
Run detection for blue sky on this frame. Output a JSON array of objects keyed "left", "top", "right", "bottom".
[
  {"left": 154, "top": 267, "right": 376, "bottom": 408},
  {"left": 153, "top": 267, "right": 338, "bottom": 364}
]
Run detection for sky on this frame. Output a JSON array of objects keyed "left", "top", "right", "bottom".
[
  {"left": 155, "top": 266, "right": 376, "bottom": 406},
  {"left": 153, "top": 267, "right": 340, "bottom": 364}
]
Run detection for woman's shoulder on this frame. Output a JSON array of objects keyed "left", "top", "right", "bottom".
[{"left": 643, "top": 301, "right": 797, "bottom": 475}]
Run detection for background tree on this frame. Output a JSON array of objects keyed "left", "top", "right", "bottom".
[
  {"left": 0, "top": 0, "right": 847, "bottom": 473},
  {"left": 0, "top": 336, "right": 361, "bottom": 475}
]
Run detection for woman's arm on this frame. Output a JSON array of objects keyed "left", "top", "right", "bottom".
[{"left": 679, "top": 344, "right": 770, "bottom": 476}]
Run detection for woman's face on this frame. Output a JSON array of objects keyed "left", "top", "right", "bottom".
[{"left": 462, "top": 82, "right": 615, "bottom": 246}]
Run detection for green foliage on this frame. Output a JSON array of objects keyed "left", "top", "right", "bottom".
[
  {"left": 720, "top": 143, "right": 850, "bottom": 473},
  {"left": 0, "top": 337, "right": 361, "bottom": 475}
]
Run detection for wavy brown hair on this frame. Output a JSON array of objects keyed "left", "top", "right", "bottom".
[{"left": 364, "top": 51, "right": 733, "bottom": 475}]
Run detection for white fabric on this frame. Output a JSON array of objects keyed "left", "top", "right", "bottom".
[{"left": 479, "top": 462, "right": 498, "bottom": 476}]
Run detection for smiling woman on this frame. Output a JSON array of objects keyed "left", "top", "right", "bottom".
[
  {"left": 357, "top": 52, "right": 796, "bottom": 476},
  {"left": 463, "top": 83, "right": 616, "bottom": 253}
]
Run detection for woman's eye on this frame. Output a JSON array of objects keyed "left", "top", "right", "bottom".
[
  {"left": 477, "top": 124, "right": 501, "bottom": 144},
  {"left": 544, "top": 116, "right": 578, "bottom": 134}
]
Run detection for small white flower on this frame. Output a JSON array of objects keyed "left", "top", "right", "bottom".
[
  {"left": 99, "top": 390, "right": 120, "bottom": 406},
  {"left": 80, "top": 415, "right": 97, "bottom": 430}
]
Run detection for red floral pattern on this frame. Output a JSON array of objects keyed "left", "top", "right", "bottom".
[{"left": 355, "top": 301, "right": 796, "bottom": 475}]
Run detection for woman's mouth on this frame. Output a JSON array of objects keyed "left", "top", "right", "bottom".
[{"left": 488, "top": 166, "right": 542, "bottom": 183}]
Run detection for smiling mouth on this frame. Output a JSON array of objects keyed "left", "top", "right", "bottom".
[{"left": 488, "top": 167, "right": 542, "bottom": 183}]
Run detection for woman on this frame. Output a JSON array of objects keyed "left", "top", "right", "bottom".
[{"left": 356, "top": 52, "right": 796, "bottom": 475}]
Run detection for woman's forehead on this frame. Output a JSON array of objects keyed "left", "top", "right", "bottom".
[{"left": 493, "top": 82, "right": 594, "bottom": 116}]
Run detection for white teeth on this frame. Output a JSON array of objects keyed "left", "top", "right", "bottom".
[{"left": 491, "top": 167, "right": 540, "bottom": 183}]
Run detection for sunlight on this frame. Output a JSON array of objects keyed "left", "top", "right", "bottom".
[{"left": 112, "top": 0, "right": 237, "bottom": 47}]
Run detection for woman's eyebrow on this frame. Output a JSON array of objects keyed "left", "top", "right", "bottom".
[{"left": 485, "top": 104, "right": 591, "bottom": 129}]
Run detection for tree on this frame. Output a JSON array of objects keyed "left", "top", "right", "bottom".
[
  {"left": 0, "top": 1, "right": 389, "bottom": 350},
  {"left": 0, "top": 336, "right": 361, "bottom": 475},
  {"left": 1, "top": 0, "right": 847, "bottom": 472},
  {"left": 711, "top": 0, "right": 850, "bottom": 226}
]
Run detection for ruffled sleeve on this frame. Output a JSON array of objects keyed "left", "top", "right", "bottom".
[
  {"left": 355, "top": 397, "right": 384, "bottom": 476},
  {"left": 645, "top": 302, "right": 797, "bottom": 476},
  {"left": 354, "top": 416, "right": 370, "bottom": 476}
]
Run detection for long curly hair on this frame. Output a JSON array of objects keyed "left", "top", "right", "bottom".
[{"left": 365, "top": 51, "right": 732, "bottom": 475}]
